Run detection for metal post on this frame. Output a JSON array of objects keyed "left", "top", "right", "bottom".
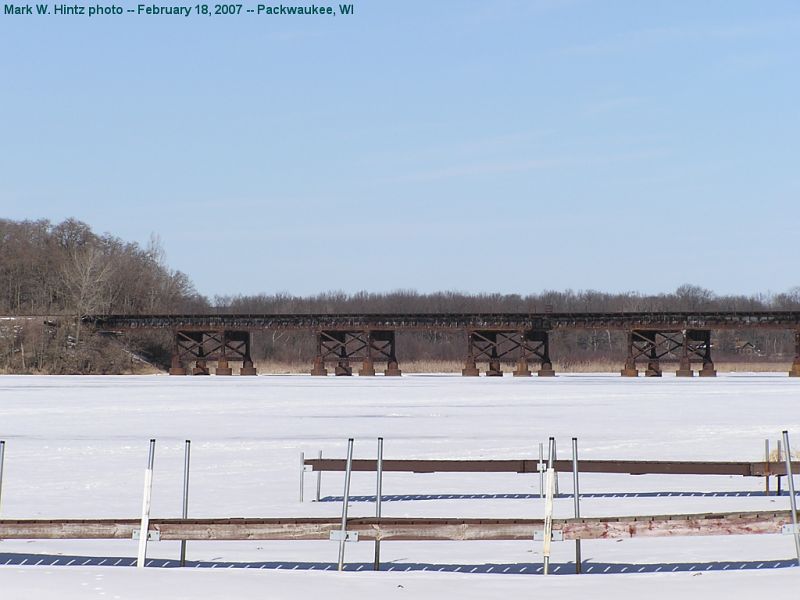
[
  {"left": 571, "top": 437, "right": 582, "bottom": 574},
  {"left": 543, "top": 440, "right": 556, "bottom": 575},
  {"left": 180, "top": 440, "right": 191, "bottom": 567},
  {"left": 299, "top": 451, "right": 305, "bottom": 503},
  {"left": 778, "top": 439, "right": 783, "bottom": 495},
  {"left": 137, "top": 439, "right": 156, "bottom": 568},
  {"left": 538, "top": 442, "right": 544, "bottom": 498},
  {"left": 315, "top": 450, "right": 322, "bottom": 502},
  {"left": 765, "top": 439, "right": 770, "bottom": 496},
  {"left": 0, "top": 440, "right": 5, "bottom": 515},
  {"left": 554, "top": 438, "right": 559, "bottom": 495},
  {"left": 781, "top": 431, "right": 800, "bottom": 566},
  {"left": 337, "top": 438, "right": 354, "bottom": 572},
  {"left": 374, "top": 437, "right": 384, "bottom": 571}
]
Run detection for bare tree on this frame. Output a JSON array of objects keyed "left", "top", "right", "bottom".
[{"left": 61, "top": 246, "right": 115, "bottom": 343}]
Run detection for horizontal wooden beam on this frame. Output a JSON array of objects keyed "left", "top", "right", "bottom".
[
  {"left": 304, "top": 458, "right": 798, "bottom": 477},
  {"left": 0, "top": 511, "right": 792, "bottom": 542}
]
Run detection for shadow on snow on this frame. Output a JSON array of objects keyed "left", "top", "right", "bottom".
[{"left": 0, "top": 553, "right": 797, "bottom": 574}]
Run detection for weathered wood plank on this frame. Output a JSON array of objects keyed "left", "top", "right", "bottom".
[
  {"left": 304, "top": 459, "right": 796, "bottom": 476},
  {"left": 0, "top": 511, "right": 792, "bottom": 542}
]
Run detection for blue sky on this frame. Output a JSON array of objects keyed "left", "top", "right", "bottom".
[{"left": 1, "top": 1, "right": 798, "bottom": 298}]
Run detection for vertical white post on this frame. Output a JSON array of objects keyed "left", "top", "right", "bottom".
[
  {"left": 299, "top": 452, "right": 305, "bottom": 503},
  {"left": 137, "top": 439, "right": 156, "bottom": 569},
  {"left": 781, "top": 430, "right": 800, "bottom": 566},
  {"left": 542, "top": 456, "right": 555, "bottom": 575},
  {"left": 337, "top": 438, "right": 354, "bottom": 572},
  {"left": 778, "top": 439, "right": 784, "bottom": 495},
  {"left": 374, "top": 437, "right": 384, "bottom": 571},
  {"left": 571, "top": 437, "right": 581, "bottom": 574},
  {"left": 0, "top": 440, "right": 6, "bottom": 515},
  {"left": 180, "top": 440, "right": 191, "bottom": 567},
  {"left": 315, "top": 450, "right": 323, "bottom": 502}
]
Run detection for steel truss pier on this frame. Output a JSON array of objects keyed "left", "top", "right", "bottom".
[
  {"left": 169, "top": 330, "right": 257, "bottom": 376},
  {"left": 79, "top": 312, "right": 800, "bottom": 377},
  {"left": 310, "top": 330, "right": 401, "bottom": 376},
  {"left": 462, "top": 330, "right": 555, "bottom": 377},
  {"left": 620, "top": 329, "right": 716, "bottom": 377}
]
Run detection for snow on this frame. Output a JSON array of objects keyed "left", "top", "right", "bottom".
[{"left": 0, "top": 372, "right": 799, "bottom": 598}]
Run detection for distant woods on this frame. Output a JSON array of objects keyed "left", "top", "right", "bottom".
[
  {"left": 1, "top": 218, "right": 799, "bottom": 373},
  {"left": 0, "top": 218, "right": 205, "bottom": 373}
]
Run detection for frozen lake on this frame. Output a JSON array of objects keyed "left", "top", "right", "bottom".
[{"left": 0, "top": 373, "right": 798, "bottom": 598}]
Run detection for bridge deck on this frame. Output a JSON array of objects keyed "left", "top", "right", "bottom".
[{"left": 85, "top": 311, "right": 800, "bottom": 331}]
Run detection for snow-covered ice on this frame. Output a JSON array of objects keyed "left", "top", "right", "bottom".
[{"left": 0, "top": 373, "right": 798, "bottom": 598}]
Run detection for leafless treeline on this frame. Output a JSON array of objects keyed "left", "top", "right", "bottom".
[{"left": 0, "top": 218, "right": 205, "bottom": 372}]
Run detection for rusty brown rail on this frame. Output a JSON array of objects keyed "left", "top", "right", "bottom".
[
  {"left": 304, "top": 458, "right": 798, "bottom": 477},
  {"left": 0, "top": 510, "right": 792, "bottom": 541}
]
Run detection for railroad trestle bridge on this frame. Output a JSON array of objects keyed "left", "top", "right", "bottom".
[{"left": 84, "top": 312, "right": 800, "bottom": 378}]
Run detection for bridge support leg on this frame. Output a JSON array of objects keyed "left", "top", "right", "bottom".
[
  {"left": 239, "top": 333, "right": 257, "bottom": 375},
  {"left": 382, "top": 332, "right": 402, "bottom": 376},
  {"left": 311, "top": 356, "right": 327, "bottom": 376},
  {"left": 791, "top": 332, "right": 800, "bottom": 377},
  {"left": 359, "top": 333, "right": 376, "bottom": 376},
  {"left": 462, "top": 333, "right": 480, "bottom": 376},
  {"left": 621, "top": 332, "right": 638, "bottom": 376},
  {"left": 698, "top": 330, "right": 716, "bottom": 377},
  {"left": 537, "top": 332, "right": 556, "bottom": 377},
  {"left": 676, "top": 335, "right": 694, "bottom": 377},
  {"left": 169, "top": 335, "right": 186, "bottom": 375},
  {"left": 360, "top": 357, "right": 376, "bottom": 376},
  {"left": 385, "top": 360, "right": 402, "bottom": 376},
  {"left": 215, "top": 357, "right": 232, "bottom": 376},
  {"left": 311, "top": 333, "right": 328, "bottom": 376},
  {"left": 169, "top": 354, "right": 186, "bottom": 376},
  {"left": 513, "top": 356, "right": 532, "bottom": 377},
  {"left": 215, "top": 332, "right": 232, "bottom": 376}
]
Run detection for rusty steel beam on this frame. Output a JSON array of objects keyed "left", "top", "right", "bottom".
[
  {"left": 303, "top": 458, "right": 800, "bottom": 477},
  {"left": 0, "top": 511, "right": 792, "bottom": 542},
  {"left": 84, "top": 311, "right": 800, "bottom": 332}
]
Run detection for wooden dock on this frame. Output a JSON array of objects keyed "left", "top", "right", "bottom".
[
  {"left": 304, "top": 458, "right": 798, "bottom": 477},
  {"left": 0, "top": 510, "right": 792, "bottom": 542}
]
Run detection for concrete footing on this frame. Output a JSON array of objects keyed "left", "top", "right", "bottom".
[
  {"left": 699, "top": 362, "right": 717, "bottom": 377},
  {"left": 359, "top": 358, "right": 376, "bottom": 376},
  {"left": 620, "top": 359, "right": 638, "bottom": 377},
  {"left": 310, "top": 356, "right": 327, "bottom": 376},
  {"left": 215, "top": 358, "right": 232, "bottom": 376},
  {"left": 675, "top": 357, "right": 694, "bottom": 377},
  {"left": 512, "top": 358, "right": 531, "bottom": 377},
  {"left": 240, "top": 360, "right": 257, "bottom": 376},
  {"left": 537, "top": 362, "right": 556, "bottom": 377},
  {"left": 462, "top": 357, "right": 479, "bottom": 376},
  {"left": 384, "top": 360, "right": 402, "bottom": 376}
]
